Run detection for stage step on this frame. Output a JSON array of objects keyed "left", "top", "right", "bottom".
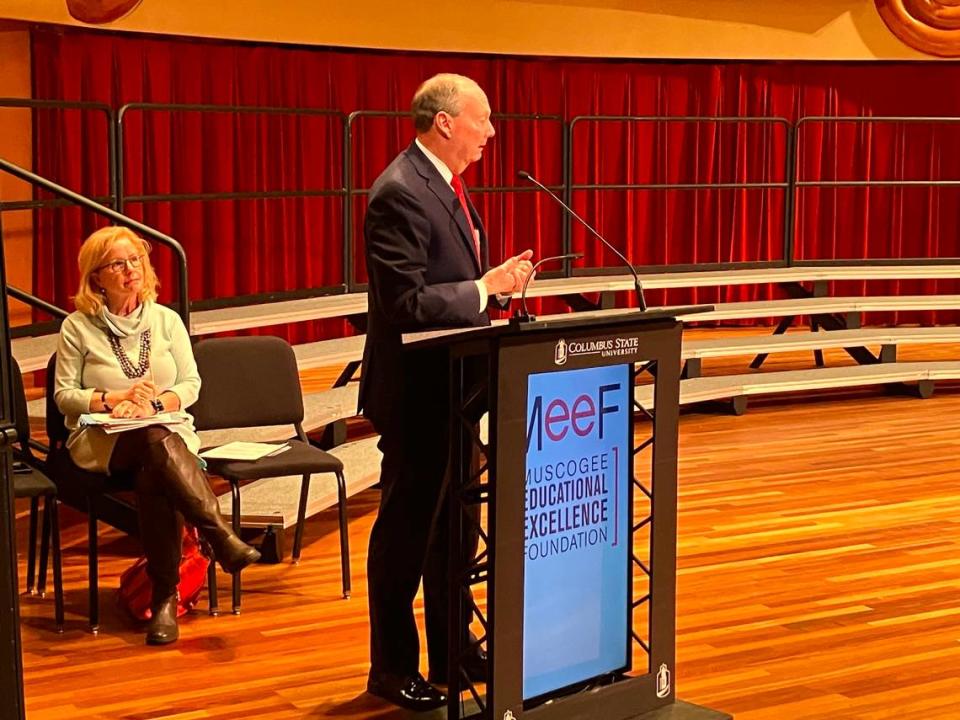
[
  {"left": 677, "top": 294, "right": 960, "bottom": 323},
  {"left": 11, "top": 334, "right": 58, "bottom": 373},
  {"left": 681, "top": 326, "right": 960, "bottom": 359},
  {"left": 197, "top": 383, "right": 359, "bottom": 448},
  {"left": 634, "top": 360, "right": 960, "bottom": 410},
  {"left": 293, "top": 334, "right": 365, "bottom": 370},
  {"left": 526, "top": 264, "right": 960, "bottom": 296},
  {"left": 190, "top": 293, "right": 367, "bottom": 336},
  {"left": 215, "top": 435, "right": 381, "bottom": 529}
]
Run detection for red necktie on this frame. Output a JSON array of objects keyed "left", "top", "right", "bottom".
[{"left": 451, "top": 175, "right": 481, "bottom": 264}]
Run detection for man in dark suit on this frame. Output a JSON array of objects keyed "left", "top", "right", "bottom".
[{"left": 360, "top": 73, "right": 533, "bottom": 712}]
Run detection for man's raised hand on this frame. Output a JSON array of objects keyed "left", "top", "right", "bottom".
[{"left": 482, "top": 249, "right": 535, "bottom": 295}]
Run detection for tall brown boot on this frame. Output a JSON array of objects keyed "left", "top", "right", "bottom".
[
  {"left": 136, "top": 489, "right": 181, "bottom": 646},
  {"left": 148, "top": 434, "right": 260, "bottom": 573}
]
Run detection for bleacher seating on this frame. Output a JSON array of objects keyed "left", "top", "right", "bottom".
[{"left": 15, "top": 264, "right": 960, "bottom": 534}]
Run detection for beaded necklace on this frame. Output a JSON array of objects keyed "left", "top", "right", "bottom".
[{"left": 108, "top": 329, "right": 152, "bottom": 379}]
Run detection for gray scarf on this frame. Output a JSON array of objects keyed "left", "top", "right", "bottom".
[{"left": 99, "top": 300, "right": 153, "bottom": 338}]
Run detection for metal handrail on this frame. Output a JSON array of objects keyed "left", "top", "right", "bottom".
[
  {"left": 567, "top": 115, "right": 794, "bottom": 273},
  {"left": 0, "top": 98, "right": 117, "bottom": 210},
  {"left": 0, "top": 158, "right": 190, "bottom": 327},
  {"left": 115, "top": 102, "right": 348, "bottom": 212},
  {"left": 115, "top": 101, "right": 349, "bottom": 297},
  {"left": 793, "top": 115, "right": 960, "bottom": 265},
  {"left": 6, "top": 286, "right": 67, "bottom": 320},
  {"left": 795, "top": 115, "right": 960, "bottom": 186}
]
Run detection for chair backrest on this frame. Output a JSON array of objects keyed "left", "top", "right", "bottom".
[
  {"left": 11, "top": 359, "right": 30, "bottom": 447},
  {"left": 45, "top": 353, "right": 69, "bottom": 449},
  {"left": 190, "top": 336, "right": 305, "bottom": 431}
]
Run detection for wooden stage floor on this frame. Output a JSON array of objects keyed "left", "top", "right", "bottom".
[{"left": 13, "top": 330, "right": 960, "bottom": 719}]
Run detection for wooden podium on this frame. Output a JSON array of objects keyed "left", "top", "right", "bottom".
[{"left": 404, "top": 307, "right": 731, "bottom": 720}]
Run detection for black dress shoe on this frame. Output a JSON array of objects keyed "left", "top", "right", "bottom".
[
  {"left": 367, "top": 671, "right": 447, "bottom": 712},
  {"left": 428, "top": 647, "right": 488, "bottom": 685}
]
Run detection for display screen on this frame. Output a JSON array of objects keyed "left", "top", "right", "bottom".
[{"left": 523, "top": 363, "right": 631, "bottom": 701}]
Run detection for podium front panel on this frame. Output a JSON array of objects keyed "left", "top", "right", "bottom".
[{"left": 477, "top": 318, "right": 682, "bottom": 720}]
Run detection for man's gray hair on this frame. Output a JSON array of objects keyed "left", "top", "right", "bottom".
[{"left": 411, "top": 74, "right": 481, "bottom": 133}]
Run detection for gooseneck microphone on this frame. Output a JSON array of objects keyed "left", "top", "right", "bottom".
[
  {"left": 517, "top": 170, "right": 647, "bottom": 312},
  {"left": 513, "top": 252, "right": 584, "bottom": 324}
]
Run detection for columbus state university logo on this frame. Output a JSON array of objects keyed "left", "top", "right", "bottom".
[{"left": 554, "top": 338, "right": 568, "bottom": 365}]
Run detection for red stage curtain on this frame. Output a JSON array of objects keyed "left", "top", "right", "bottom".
[{"left": 30, "top": 29, "right": 960, "bottom": 333}]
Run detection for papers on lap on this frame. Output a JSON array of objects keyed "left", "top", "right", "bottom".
[
  {"left": 199, "top": 442, "right": 290, "bottom": 461},
  {"left": 79, "top": 411, "right": 190, "bottom": 435}
]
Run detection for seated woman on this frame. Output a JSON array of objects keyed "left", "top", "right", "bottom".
[{"left": 54, "top": 225, "right": 260, "bottom": 645}]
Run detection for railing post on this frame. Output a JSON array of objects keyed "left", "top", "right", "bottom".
[
  {"left": 562, "top": 116, "right": 573, "bottom": 276},
  {"left": 345, "top": 112, "right": 355, "bottom": 293},
  {"left": 114, "top": 106, "right": 125, "bottom": 215},
  {"left": 0, "top": 209, "right": 27, "bottom": 720},
  {"left": 783, "top": 121, "right": 797, "bottom": 267}
]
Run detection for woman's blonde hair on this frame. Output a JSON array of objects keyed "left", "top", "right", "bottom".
[{"left": 74, "top": 226, "right": 159, "bottom": 315}]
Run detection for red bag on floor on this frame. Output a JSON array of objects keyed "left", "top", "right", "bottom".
[{"left": 117, "top": 526, "right": 211, "bottom": 620}]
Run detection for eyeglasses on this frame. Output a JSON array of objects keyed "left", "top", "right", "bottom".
[{"left": 97, "top": 255, "right": 145, "bottom": 274}]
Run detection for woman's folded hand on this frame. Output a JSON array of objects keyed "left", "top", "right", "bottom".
[{"left": 111, "top": 399, "right": 153, "bottom": 419}]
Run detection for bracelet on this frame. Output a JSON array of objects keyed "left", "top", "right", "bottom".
[
  {"left": 150, "top": 398, "right": 164, "bottom": 414},
  {"left": 101, "top": 391, "right": 112, "bottom": 412}
]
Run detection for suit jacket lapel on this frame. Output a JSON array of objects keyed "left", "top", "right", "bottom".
[{"left": 406, "top": 143, "right": 482, "bottom": 273}]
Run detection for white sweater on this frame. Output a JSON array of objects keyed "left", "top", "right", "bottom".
[{"left": 54, "top": 302, "right": 201, "bottom": 473}]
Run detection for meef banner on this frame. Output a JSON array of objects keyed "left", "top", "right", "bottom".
[{"left": 523, "top": 363, "right": 631, "bottom": 700}]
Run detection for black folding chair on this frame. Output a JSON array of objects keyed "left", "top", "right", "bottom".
[
  {"left": 191, "top": 336, "right": 350, "bottom": 615},
  {"left": 12, "top": 360, "right": 63, "bottom": 633}
]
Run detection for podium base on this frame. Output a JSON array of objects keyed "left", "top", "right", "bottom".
[
  {"left": 431, "top": 698, "right": 731, "bottom": 720},
  {"left": 630, "top": 699, "right": 732, "bottom": 720}
]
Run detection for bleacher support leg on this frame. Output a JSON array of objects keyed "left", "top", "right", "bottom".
[
  {"left": 681, "top": 358, "right": 701, "bottom": 379},
  {"left": 751, "top": 316, "right": 795, "bottom": 369},
  {"left": 890, "top": 379, "right": 935, "bottom": 399},
  {"left": 258, "top": 525, "right": 284, "bottom": 563},
  {"left": 916, "top": 380, "right": 934, "bottom": 399},
  {"left": 810, "top": 318, "right": 825, "bottom": 368},
  {"left": 317, "top": 420, "right": 347, "bottom": 450}
]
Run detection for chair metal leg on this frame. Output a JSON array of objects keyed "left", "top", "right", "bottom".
[
  {"left": 87, "top": 499, "right": 100, "bottom": 634},
  {"left": 26, "top": 497, "right": 38, "bottom": 595},
  {"left": 206, "top": 555, "right": 219, "bottom": 616},
  {"left": 292, "top": 474, "right": 311, "bottom": 564},
  {"left": 37, "top": 497, "right": 52, "bottom": 598},
  {"left": 49, "top": 497, "right": 64, "bottom": 633},
  {"left": 335, "top": 471, "right": 351, "bottom": 599},
  {"left": 231, "top": 482, "right": 241, "bottom": 615}
]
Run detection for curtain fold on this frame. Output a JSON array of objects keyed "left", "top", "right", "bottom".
[{"left": 31, "top": 29, "right": 960, "bottom": 335}]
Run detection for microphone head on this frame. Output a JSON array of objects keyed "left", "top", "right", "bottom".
[{"left": 517, "top": 170, "right": 531, "bottom": 180}]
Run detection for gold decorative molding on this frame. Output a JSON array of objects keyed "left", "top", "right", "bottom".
[
  {"left": 65, "top": 0, "right": 143, "bottom": 24},
  {"left": 876, "top": 0, "right": 960, "bottom": 57}
]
